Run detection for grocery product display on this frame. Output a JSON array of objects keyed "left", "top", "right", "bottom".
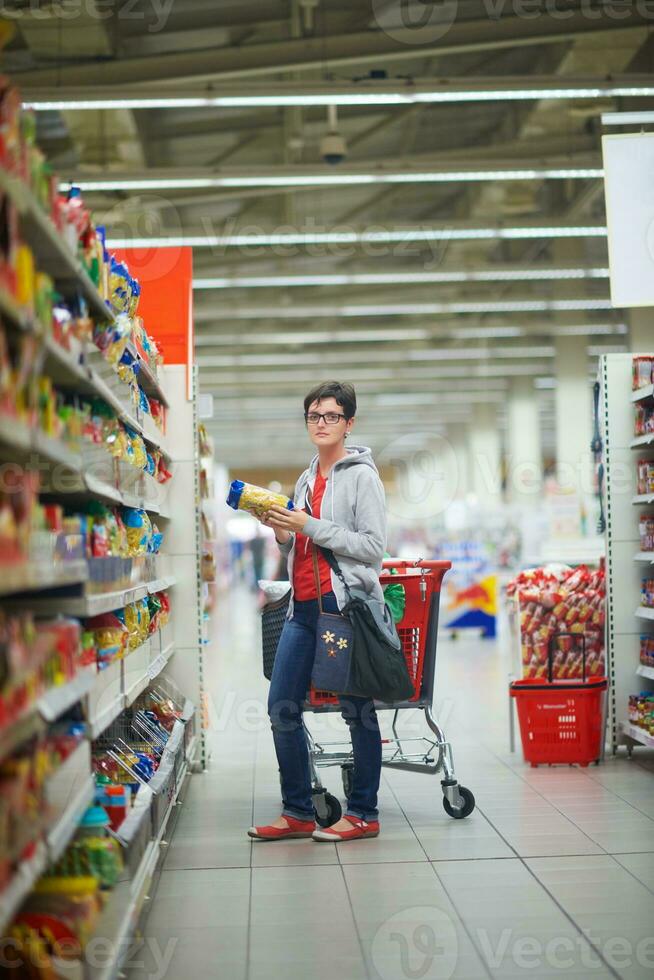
[
  {"left": 0, "top": 74, "right": 204, "bottom": 979},
  {"left": 508, "top": 563, "right": 606, "bottom": 680},
  {"left": 601, "top": 352, "right": 654, "bottom": 752}
]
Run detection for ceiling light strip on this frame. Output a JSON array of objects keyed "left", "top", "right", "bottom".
[
  {"left": 106, "top": 226, "right": 608, "bottom": 249},
  {"left": 23, "top": 81, "right": 654, "bottom": 111},
  {"left": 193, "top": 268, "right": 610, "bottom": 289},
  {"left": 62, "top": 168, "right": 603, "bottom": 193},
  {"left": 195, "top": 299, "right": 614, "bottom": 320}
]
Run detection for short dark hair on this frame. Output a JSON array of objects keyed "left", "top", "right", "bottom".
[{"left": 304, "top": 381, "right": 356, "bottom": 419}]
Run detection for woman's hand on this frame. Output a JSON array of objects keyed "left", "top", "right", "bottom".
[{"left": 265, "top": 505, "right": 309, "bottom": 534}]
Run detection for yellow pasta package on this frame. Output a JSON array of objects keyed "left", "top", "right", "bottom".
[{"left": 226, "top": 480, "right": 294, "bottom": 520}]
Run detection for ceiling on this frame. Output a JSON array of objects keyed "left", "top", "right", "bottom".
[{"left": 4, "top": 0, "right": 652, "bottom": 468}]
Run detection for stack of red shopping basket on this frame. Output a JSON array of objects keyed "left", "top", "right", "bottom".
[{"left": 508, "top": 564, "right": 608, "bottom": 767}]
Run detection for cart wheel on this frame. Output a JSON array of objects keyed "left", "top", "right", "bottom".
[
  {"left": 314, "top": 791, "right": 342, "bottom": 828},
  {"left": 341, "top": 764, "right": 354, "bottom": 799},
  {"left": 442, "top": 785, "right": 475, "bottom": 820}
]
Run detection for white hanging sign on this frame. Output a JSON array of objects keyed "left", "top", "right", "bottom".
[{"left": 602, "top": 131, "right": 654, "bottom": 308}]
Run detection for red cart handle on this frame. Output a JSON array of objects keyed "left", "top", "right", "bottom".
[{"left": 382, "top": 559, "right": 452, "bottom": 572}]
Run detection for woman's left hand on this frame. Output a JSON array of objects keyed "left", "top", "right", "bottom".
[{"left": 266, "top": 505, "right": 309, "bottom": 533}]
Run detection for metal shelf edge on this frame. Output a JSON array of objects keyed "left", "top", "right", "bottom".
[
  {"left": 632, "top": 385, "right": 654, "bottom": 403},
  {"left": 621, "top": 720, "right": 654, "bottom": 747},
  {"left": 38, "top": 666, "right": 97, "bottom": 722},
  {"left": 0, "top": 841, "right": 48, "bottom": 934},
  {"left": 46, "top": 773, "right": 95, "bottom": 864}
]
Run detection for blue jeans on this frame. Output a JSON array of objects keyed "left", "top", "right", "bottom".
[{"left": 268, "top": 592, "right": 382, "bottom": 822}]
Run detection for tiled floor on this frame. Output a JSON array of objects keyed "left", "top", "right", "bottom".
[{"left": 128, "top": 587, "right": 654, "bottom": 980}]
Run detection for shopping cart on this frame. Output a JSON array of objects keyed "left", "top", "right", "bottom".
[{"left": 263, "top": 558, "right": 475, "bottom": 826}]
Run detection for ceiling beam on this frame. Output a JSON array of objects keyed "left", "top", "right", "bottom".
[{"left": 14, "top": 12, "right": 654, "bottom": 88}]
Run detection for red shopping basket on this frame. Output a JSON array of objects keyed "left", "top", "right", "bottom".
[{"left": 511, "top": 630, "right": 608, "bottom": 766}]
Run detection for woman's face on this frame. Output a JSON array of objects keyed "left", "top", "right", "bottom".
[{"left": 305, "top": 397, "right": 353, "bottom": 450}]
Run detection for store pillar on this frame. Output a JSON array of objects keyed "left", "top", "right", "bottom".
[
  {"left": 468, "top": 404, "right": 502, "bottom": 509},
  {"left": 554, "top": 335, "right": 592, "bottom": 504},
  {"left": 506, "top": 377, "right": 542, "bottom": 504}
]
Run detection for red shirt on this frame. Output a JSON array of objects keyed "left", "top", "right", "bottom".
[{"left": 293, "top": 470, "right": 333, "bottom": 601}]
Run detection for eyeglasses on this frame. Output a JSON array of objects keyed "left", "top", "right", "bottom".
[{"left": 305, "top": 412, "right": 347, "bottom": 425}]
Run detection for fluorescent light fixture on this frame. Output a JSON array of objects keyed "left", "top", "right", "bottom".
[
  {"left": 105, "top": 226, "right": 608, "bottom": 249},
  {"left": 196, "top": 298, "right": 614, "bottom": 319},
  {"left": 63, "top": 168, "right": 603, "bottom": 193},
  {"left": 406, "top": 346, "right": 555, "bottom": 361},
  {"left": 194, "top": 328, "right": 429, "bottom": 346},
  {"left": 602, "top": 111, "right": 654, "bottom": 126},
  {"left": 23, "top": 81, "right": 654, "bottom": 112},
  {"left": 197, "top": 345, "right": 560, "bottom": 368},
  {"left": 553, "top": 322, "right": 627, "bottom": 336},
  {"left": 449, "top": 327, "right": 523, "bottom": 340},
  {"left": 193, "top": 267, "right": 610, "bottom": 289}
]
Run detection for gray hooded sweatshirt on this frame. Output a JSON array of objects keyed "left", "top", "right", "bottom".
[{"left": 277, "top": 445, "right": 387, "bottom": 618}]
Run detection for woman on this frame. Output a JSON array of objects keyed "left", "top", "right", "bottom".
[{"left": 248, "top": 380, "right": 387, "bottom": 843}]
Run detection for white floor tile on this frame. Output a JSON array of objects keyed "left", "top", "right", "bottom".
[{"left": 133, "top": 585, "right": 654, "bottom": 980}]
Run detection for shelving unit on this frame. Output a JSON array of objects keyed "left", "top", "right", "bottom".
[
  {"left": 0, "top": 160, "right": 203, "bottom": 954},
  {"left": 601, "top": 352, "right": 654, "bottom": 752}
]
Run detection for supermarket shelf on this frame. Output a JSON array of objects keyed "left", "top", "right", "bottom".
[
  {"left": 634, "top": 552, "right": 654, "bottom": 563},
  {"left": 632, "top": 384, "right": 654, "bottom": 403},
  {"left": 124, "top": 640, "right": 152, "bottom": 708},
  {"left": 38, "top": 665, "right": 97, "bottom": 722},
  {"left": 47, "top": 774, "right": 94, "bottom": 863},
  {"left": 126, "top": 342, "right": 168, "bottom": 408},
  {"left": 85, "top": 845, "right": 158, "bottom": 980},
  {"left": 0, "top": 288, "right": 28, "bottom": 330},
  {"left": 630, "top": 433, "right": 654, "bottom": 449},
  {"left": 633, "top": 494, "right": 654, "bottom": 505},
  {"left": 0, "top": 559, "right": 88, "bottom": 598},
  {"left": 636, "top": 664, "right": 654, "bottom": 681},
  {"left": 22, "top": 575, "right": 175, "bottom": 618},
  {"left": 70, "top": 471, "right": 166, "bottom": 516},
  {"left": 148, "top": 641, "right": 175, "bottom": 682},
  {"left": 0, "top": 841, "right": 47, "bottom": 934},
  {"left": 621, "top": 720, "right": 654, "bottom": 748},
  {"left": 88, "top": 690, "right": 125, "bottom": 741},
  {"left": 86, "top": 743, "right": 188, "bottom": 980},
  {"left": 0, "top": 413, "right": 82, "bottom": 472},
  {"left": 46, "top": 758, "right": 95, "bottom": 863},
  {"left": 0, "top": 170, "right": 111, "bottom": 323},
  {"left": 635, "top": 606, "right": 654, "bottom": 622},
  {"left": 0, "top": 710, "right": 44, "bottom": 764}
]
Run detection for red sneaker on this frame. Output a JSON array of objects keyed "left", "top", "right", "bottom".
[
  {"left": 312, "top": 815, "right": 380, "bottom": 842},
  {"left": 248, "top": 815, "right": 316, "bottom": 841}
]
